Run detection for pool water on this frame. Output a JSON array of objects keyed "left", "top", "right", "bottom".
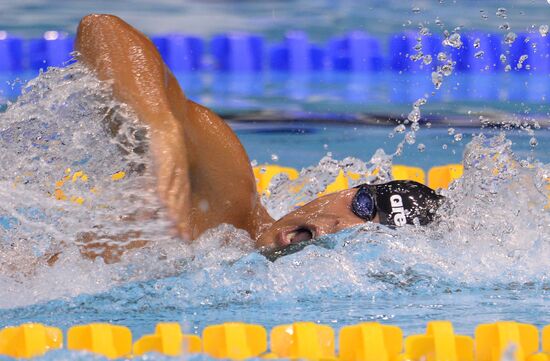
[
  {"left": 0, "top": 1, "right": 550, "bottom": 359},
  {"left": 0, "top": 62, "right": 548, "bottom": 361}
]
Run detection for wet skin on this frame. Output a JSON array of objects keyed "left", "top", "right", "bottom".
[
  {"left": 256, "top": 189, "right": 380, "bottom": 248},
  {"left": 74, "top": 14, "right": 378, "bottom": 261}
]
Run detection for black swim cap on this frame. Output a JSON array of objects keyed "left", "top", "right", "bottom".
[{"left": 354, "top": 180, "right": 444, "bottom": 226}]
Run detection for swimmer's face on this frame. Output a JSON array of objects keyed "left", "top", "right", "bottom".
[{"left": 256, "top": 188, "right": 379, "bottom": 248}]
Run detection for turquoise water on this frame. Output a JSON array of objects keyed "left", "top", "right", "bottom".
[{"left": 0, "top": 1, "right": 549, "bottom": 360}]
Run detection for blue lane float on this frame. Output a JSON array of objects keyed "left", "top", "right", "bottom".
[
  {"left": 269, "top": 31, "right": 325, "bottom": 72},
  {"left": 327, "top": 31, "right": 383, "bottom": 72},
  {"left": 388, "top": 31, "right": 442, "bottom": 73},
  {"left": 452, "top": 32, "right": 502, "bottom": 73},
  {"left": 0, "top": 33, "right": 23, "bottom": 72},
  {"left": 2, "top": 30, "right": 550, "bottom": 74},
  {"left": 28, "top": 31, "right": 74, "bottom": 70},
  {"left": 152, "top": 34, "right": 203, "bottom": 72},
  {"left": 211, "top": 33, "right": 264, "bottom": 72}
]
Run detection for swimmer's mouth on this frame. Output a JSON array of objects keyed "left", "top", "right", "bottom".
[{"left": 279, "top": 226, "right": 315, "bottom": 246}]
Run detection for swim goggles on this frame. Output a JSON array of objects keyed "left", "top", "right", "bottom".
[{"left": 351, "top": 184, "right": 377, "bottom": 221}]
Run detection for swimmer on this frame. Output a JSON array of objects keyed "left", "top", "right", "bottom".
[{"left": 74, "top": 14, "right": 444, "bottom": 262}]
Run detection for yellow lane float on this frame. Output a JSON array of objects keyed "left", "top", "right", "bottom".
[{"left": 3, "top": 321, "right": 550, "bottom": 360}]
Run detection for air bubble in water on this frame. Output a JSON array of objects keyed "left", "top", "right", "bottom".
[
  {"left": 250, "top": 159, "right": 258, "bottom": 167},
  {"left": 417, "top": 143, "right": 426, "bottom": 152},
  {"left": 540, "top": 25, "right": 549, "bottom": 37},
  {"left": 442, "top": 144, "right": 448, "bottom": 150},
  {"left": 499, "top": 23, "right": 510, "bottom": 31},
  {"left": 504, "top": 32, "right": 517, "bottom": 45},
  {"left": 420, "top": 27, "right": 430, "bottom": 36},
  {"left": 412, "top": 7, "right": 420, "bottom": 13},
  {"left": 271, "top": 154, "right": 279, "bottom": 162},
  {"left": 530, "top": 137, "right": 538, "bottom": 147},
  {"left": 500, "top": 54, "right": 507, "bottom": 63},
  {"left": 437, "top": 52, "right": 448, "bottom": 61},
  {"left": 505, "top": 64, "right": 512, "bottom": 72},
  {"left": 454, "top": 133, "right": 463, "bottom": 142},
  {"left": 475, "top": 51, "right": 485, "bottom": 58},
  {"left": 448, "top": 127, "right": 455, "bottom": 135}
]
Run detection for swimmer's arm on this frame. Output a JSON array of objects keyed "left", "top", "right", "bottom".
[{"left": 75, "top": 14, "right": 192, "bottom": 238}]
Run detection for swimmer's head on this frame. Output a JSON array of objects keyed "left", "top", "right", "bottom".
[
  {"left": 256, "top": 180, "right": 444, "bottom": 249},
  {"left": 351, "top": 180, "right": 444, "bottom": 227}
]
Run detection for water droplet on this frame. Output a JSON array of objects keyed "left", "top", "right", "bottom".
[
  {"left": 454, "top": 133, "right": 463, "bottom": 141},
  {"left": 417, "top": 143, "right": 426, "bottom": 152},
  {"left": 499, "top": 23, "right": 510, "bottom": 31},
  {"left": 435, "top": 18, "right": 443, "bottom": 27},
  {"left": 517, "top": 54, "right": 528, "bottom": 69},
  {"left": 411, "top": 122, "right": 420, "bottom": 132},
  {"left": 420, "top": 27, "right": 430, "bottom": 36},
  {"left": 410, "top": 53, "right": 424, "bottom": 62},
  {"left": 447, "top": 127, "right": 455, "bottom": 135},
  {"left": 423, "top": 54, "right": 433, "bottom": 65},
  {"left": 496, "top": 8, "right": 507, "bottom": 19},
  {"left": 431, "top": 71, "right": 443, "bottom": 89},
  {"left": 412, "top": 7, "right": 421, "bottom": 14},
  {"left": 530, "top": 137, "right": 538, "bottom": 147},
  {"left": 394, "top": 124, "right": 406, "bottom": 133},
  {"left": 480, "top": 9, "right": 488, "bottom": 20},
  {"left": 473, "top": 38, "right": 481, "bottom": 48},
  {"left": 271, "top": 154, "right": 279, "bottom": 162},
  {"left": 440, "top": 61, "right": 454, "bottom": 76},
  {"left": 475, "top": 51, "right": 485, "bottom": 58},
  {"left": 414, "top": 98, "right": 427, "bottom": 107},
  {"left": 442, "top": 144, "right": 448, "bottom": 150},
  {"left": 504, "top": 32, "right": 517, "bottom": 45},
  {"left": 540, "top": 25, "right": 549, "bottom": 37},
  {"left": 426, "top": 122, "right": 432, "bottom": 128},
  {"left": 500, "top": 54, "right": 507, "bottom": 63},
  {"left": 437, "top": 52, "right": 448, "bottom": 61},
  {"left": 443, "top": 33, "right": 463, "bottom": 48},
  {"left": 405, "top": 132, "right": 416, "bottom": 144},
  {"left": 408, "top": 107, "right": 421, "bottom": 122}
]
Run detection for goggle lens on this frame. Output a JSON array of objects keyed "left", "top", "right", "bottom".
[{"left": 351, "top": 186, "right": 376, "bottom": 221}]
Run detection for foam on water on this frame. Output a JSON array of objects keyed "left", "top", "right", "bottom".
[{"left": 0, "top": 64, "right": 548, "bottom": 316}]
